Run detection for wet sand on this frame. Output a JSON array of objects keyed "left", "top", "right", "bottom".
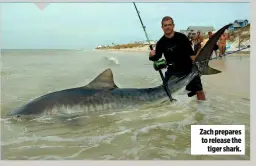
[{"left": 204, "top": 54, "right": 250, "bottom": 99}]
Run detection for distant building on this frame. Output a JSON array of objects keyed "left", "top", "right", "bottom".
[
  {"left": 187, "top": 26, "right": 215, "bottom": 34},
  {"left": 96, "top": 45, "right": 103, "bottom": 49},
  {"left": 142, "top": 40, "right": 157, "bottom": 45},
  {"left": 228, "top": 19, "right": 249, "bottom": 31},
  {"left": 180, "top": 30, "right": 188, "bottom": 35},
  {"left": 180, "top": 26, "right": 215, "bottom": 37}
]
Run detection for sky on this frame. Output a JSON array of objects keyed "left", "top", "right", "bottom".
[{"left": 1, "top": 2, "right": 250, "bottom": 49}]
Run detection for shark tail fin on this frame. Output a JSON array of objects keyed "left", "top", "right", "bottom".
[
  {"left": 192, "top": 62, "right": 222, "bottom": 75},
  {"left": 200, "top": 66, "right": 222, "bottom": 75}
]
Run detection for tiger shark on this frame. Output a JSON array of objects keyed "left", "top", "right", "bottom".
[{"left": 7, "top": 24, "right": 231, "bottom": 118}]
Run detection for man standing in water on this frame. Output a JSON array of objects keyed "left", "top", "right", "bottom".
[{"left": 149, "top": 16, "right": 206, "bottom": 100}]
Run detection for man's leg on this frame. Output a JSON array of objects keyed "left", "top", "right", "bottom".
[
  {"left": 214, "top": 50, "right": 218, "bottom": 57},
  {"left": 196, "top": 90, "right": 206, "bottom": 100},
  {"left": 186, "top": 75, "right": 206, "bottom": 100},
  {"left": 219, "top": 45, "right": 224, "bottom": 56},
  {"left": 223, "top": 44, "right": 226, "bottom": 54},
  {"left": 218, "top": 44, "right": 222, "bottom": 56}
]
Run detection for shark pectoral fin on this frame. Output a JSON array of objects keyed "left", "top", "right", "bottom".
[
  {"left": 84, "top": 68, "right": 119, "bottom": 89},
  {"left": 200, "top": 66, "right": 222, "bottom": 75}
]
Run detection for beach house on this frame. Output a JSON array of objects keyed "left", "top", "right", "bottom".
[
  {"left": 228, "top": 19, "right": 249, "bottom": 31},
  {"left": 180, "top": 26, "right": 215, "bottom": 37}
]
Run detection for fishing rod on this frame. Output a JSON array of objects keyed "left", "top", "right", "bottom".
[{"left": 133, "top": 2, "right": 176, "bottom": 102}]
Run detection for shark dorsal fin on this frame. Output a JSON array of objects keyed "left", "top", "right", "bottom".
[{"left": 84, "top": 68, "right": 118, "bottom": 89}]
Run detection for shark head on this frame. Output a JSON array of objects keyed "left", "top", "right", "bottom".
[
  {"left": 7, "top": 68, "right": 120, "bottom": 118},
  {"left": 7, "top": 107, "right": 25, "bottom": 117},
  {"left": 7, "top": 103, "right": 40, "bottom": 119}
]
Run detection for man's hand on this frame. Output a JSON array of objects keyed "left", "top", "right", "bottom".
[
  {"left": 191, "top": 55, "right": 196, "bottom": 61},
  {"left": 149, "top": 50, "right": 156, "bottom": 57}
]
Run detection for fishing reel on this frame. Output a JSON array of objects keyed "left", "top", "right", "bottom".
[{"left": 153, "top": 59, "right": 168, "bottom": 71}]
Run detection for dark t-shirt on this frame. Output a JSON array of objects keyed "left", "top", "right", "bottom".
[{"left": 149, "top": 32, "right": 195, "bottom": 73}]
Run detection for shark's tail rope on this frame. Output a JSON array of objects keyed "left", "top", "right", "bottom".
[
  {"left": 212, "top": 45, "right": 250, "bottom": 59},
  {"left": 133, "top": 2, "right": 176, "bottom": 102},
  {"left": 195, "top": 45, "right": 250, "bottom": 65}
]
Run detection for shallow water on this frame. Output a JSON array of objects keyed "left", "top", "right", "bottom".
[{"left": 1, "top": 49, "right": 250, "bottom": 160}]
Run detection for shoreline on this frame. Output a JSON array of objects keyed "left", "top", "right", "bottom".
[
  {"left": 94, "top": 45, "right": 151, "bottom": 53},
  {"left": 94, "top": 45, "right": 250, "bottom": 56},
  {"left": 95, "top": 24, "right": 250, "bottom": 55}
]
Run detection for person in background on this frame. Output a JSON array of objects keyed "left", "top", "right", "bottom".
[
  {"left": 218, "top": 34, "right": 227, "bottom": 57},
  {"left": 187, "top": 33, "right": 192, "bottom": 44},
  {"left": 187, "top": 33, "right": 195, "bottom": 50},
  {"left": 194, "top": 31, "right": 204, "bottom": 55},
  {"left": 208, "top": 31, "right": 219, "bottom": 57}
]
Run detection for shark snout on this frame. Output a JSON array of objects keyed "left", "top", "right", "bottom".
[{"left": 7, "top": 107, "right": 24, "bottom": 117}]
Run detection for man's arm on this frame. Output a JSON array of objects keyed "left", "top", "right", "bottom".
[{"left": 149, "top": 41, "right": 163, "bottom": 61}]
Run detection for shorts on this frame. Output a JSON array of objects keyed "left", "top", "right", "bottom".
[{"left": 185, "top": 75, "right": 203, "bottom": 92}]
